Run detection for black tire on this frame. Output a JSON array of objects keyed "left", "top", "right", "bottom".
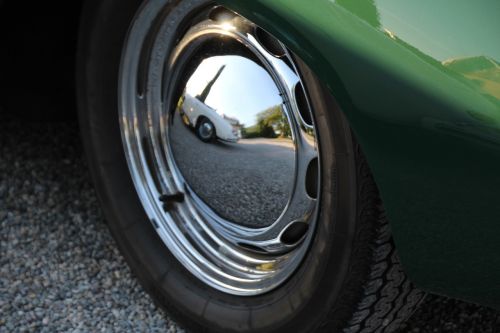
[{"left": 77, "top": 0, "right": 425, "bottom": 332}]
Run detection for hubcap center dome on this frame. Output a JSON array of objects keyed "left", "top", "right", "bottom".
[{"left": 169, "top": 54, "right": 296, "bottom": 228}]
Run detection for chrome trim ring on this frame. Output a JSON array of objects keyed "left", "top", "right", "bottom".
[{"left": 119, "top": 2, "right": 320, "bottom": 296}]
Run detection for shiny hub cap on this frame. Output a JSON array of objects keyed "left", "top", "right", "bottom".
[
  {"left": 197, "top": 120, "right": 214, "bottom": 141},
  {"left": 119, "top": 3, "right": 320, "bottom": 295}
]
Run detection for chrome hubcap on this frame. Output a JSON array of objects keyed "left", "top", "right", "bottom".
[
  {"left": 198, "top": 121, "right": 214, "bottom": 140},
  {"left": 119, "top": 2, "right": 320, "bottom": 295},
  {"left": 172, "top": 53, "right": 298, "bottom": 229}
]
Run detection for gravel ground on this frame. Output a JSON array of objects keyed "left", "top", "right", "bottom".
[
  {"left": 0, "top": 118, "right": 183, "bottom": 332},
  {"left": 170, "top": 111, "right": 295, "bottom": 228},
  {"left": 1, "top": 117, "right": 499, "bottom": 332}
]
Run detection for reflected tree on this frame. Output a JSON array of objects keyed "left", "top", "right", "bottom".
[
  {"left": 196, "top": 65, "right": 226, "bottom": 103},
  {"left": 259, "top": 105, "right": 292, "bottom": 138},
  {"left": 243, "top": 105, "right": 291, "bottom": 139}
]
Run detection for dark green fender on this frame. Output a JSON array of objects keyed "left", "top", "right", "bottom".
[{"left": 218, "top": 0, "right": 500, "bottom": 308}]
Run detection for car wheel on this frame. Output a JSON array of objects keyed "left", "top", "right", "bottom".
[
  {"left": 77, "top": 0, "right": 425, "bottom": 332},
  {"left": 196, "top": 117, "right": 216, "bottom": 142}
]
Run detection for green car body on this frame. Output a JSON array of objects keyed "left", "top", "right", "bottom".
[{"left": 218, "top": 0, "right": 500, "bottom": 308}]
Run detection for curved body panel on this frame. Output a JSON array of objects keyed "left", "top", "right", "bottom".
[{"left": 218, "top": 0, "right": 500, "bottom": 307}]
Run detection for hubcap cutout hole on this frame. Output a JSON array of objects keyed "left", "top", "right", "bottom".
[
  {"left": 294, "top": 84, "right": 313, "bottom": 126},
  {"left": 306, "top": 157, "right": 319, "bottom": 199},
  {"left": 281, "top": 222, "right": 309, "bottom": 245},
  {"left": 255, "top": 27, "right": 286, "bottom": 58}
]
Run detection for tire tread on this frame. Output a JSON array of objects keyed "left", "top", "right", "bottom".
[{"left": 334, "top": 142, "right": 425, "bottom": 333}]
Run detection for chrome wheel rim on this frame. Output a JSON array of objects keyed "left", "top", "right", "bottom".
[{"left": 119, "top": 1, "right": 320, "bottom": 296}]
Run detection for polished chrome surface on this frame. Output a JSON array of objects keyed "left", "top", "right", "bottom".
[
  {"left": 170, "top": 55, "right": 296, "bottom": 228},
  {"left": 119, "top": 2, "right": 319, "bottom": 295}
]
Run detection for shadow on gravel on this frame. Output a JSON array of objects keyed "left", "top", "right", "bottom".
[
  {"left": 0, "top": 116, "right": 183, "bottom": 332},
  {"left": 0, "top": 116, "right": 498, "bottom": 332}
]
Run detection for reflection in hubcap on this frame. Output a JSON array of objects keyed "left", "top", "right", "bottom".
[
  {"left": 170, "top": 54, "right": 295, "bottom": 228},
  {"left": 119, "top": 4, "right": 320, "bottom": 295}
]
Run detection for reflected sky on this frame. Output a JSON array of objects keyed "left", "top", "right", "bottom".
[
  {"left": 334, "top": 0, "right": 500, "bottom": 104},
  {"left": 374, "top": 0, "right": 500, "bottom": 62},
  {"left": 185, "top": 56, "right": 283, "bottom": 127}
]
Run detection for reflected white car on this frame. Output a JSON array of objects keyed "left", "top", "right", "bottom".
[{"left": 180, "top": 94, "right": 240, "bottom": 143}]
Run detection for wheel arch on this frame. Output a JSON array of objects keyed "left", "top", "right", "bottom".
[
  {"left": 218, "top": 0, "right": 500, "bottom": 308},
  {"left": 195, "top": 114, "right": 208, "bottom": 128}
]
